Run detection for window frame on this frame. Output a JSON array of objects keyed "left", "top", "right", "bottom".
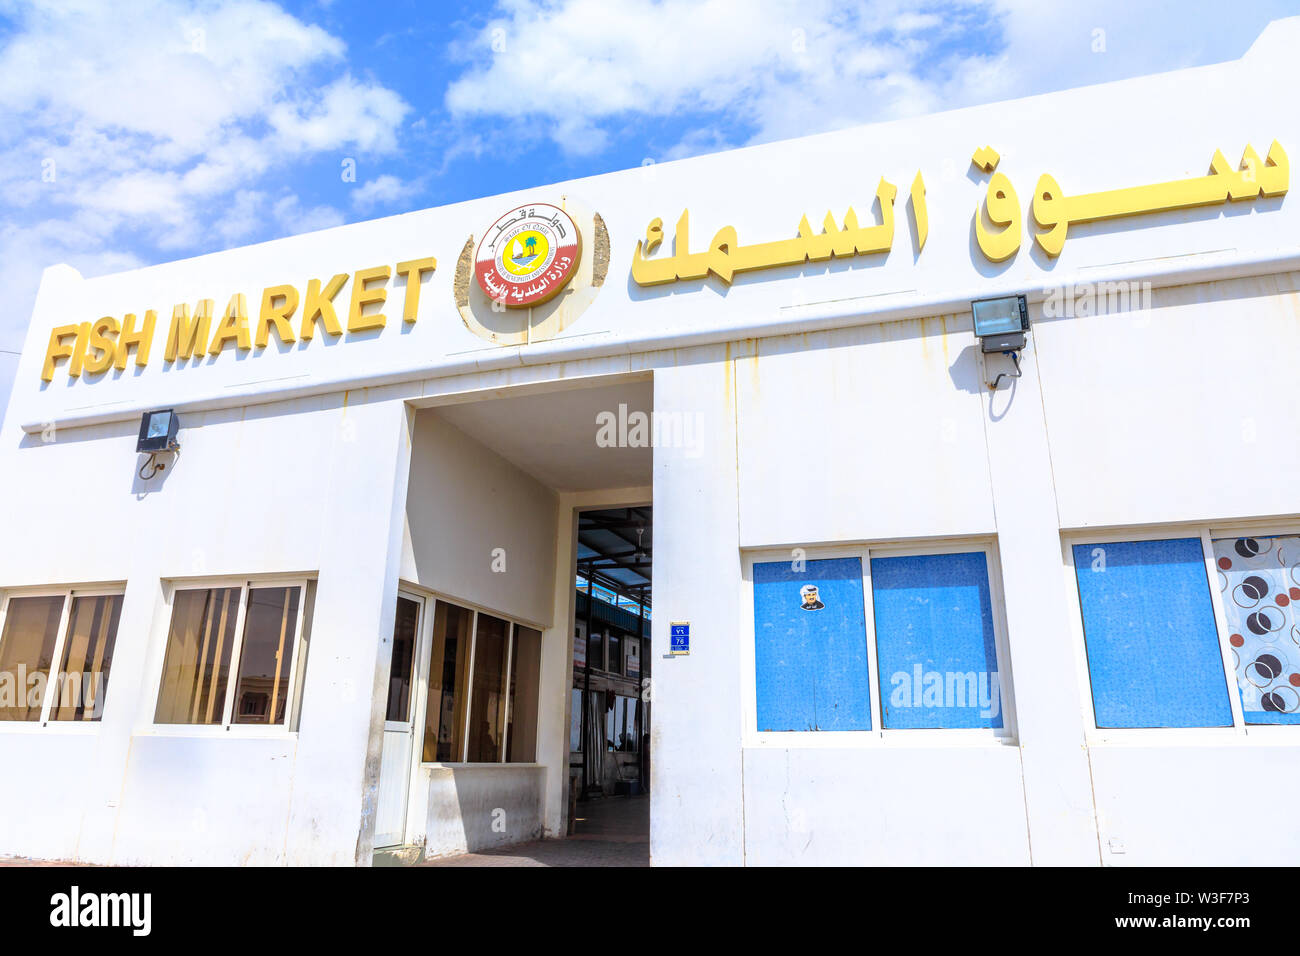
[
  {"left": 587, "top": 625, "right": 605, "bottom": 673},
  {"left": 624, "top": 635, "right": 641, "bottom": 678},
  {"left": 1062, "top": 520, "right": 1300, "bottom": 745},
  {"left": 144, "top": 575, "right": 311, "bottom": 737},
  {"left": 606, "top": 629, "right": 623, "bottom": 677},
  {"left": 399, "top": 583, "right": 546, "bottom": 769},
  {"left": 741, "top": 539, "right": 1016, "bottom": 749},
  {"left": 0, "top": 583, "right": 126, "bottom": 734},
  {"left": 462, "top": 609, "right": 512, "bottom": 763},
  {"left": 506, "top": 623, "right": 543, "bottom": 764},
  {"left": 385, "top": 591, "right": 423, "bottom": 732}
]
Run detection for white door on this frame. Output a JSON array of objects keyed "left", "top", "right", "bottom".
[{"left": 375, "top": 593, "right": 423, "bottom": 848}]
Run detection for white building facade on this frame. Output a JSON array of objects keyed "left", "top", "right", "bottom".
[{"left": 1, "top": 19, "right": 1299, "bottom": 866}]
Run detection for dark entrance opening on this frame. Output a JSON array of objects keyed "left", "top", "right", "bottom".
[{"left": 571, "top": 506, "right": 651, "bottom": 844}]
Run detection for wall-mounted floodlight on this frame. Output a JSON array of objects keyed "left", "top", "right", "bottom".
[
  {"left": 136, "top": 410, "right": 180, "bottom": 480},
  {"left": 972, "top": 295, "right": 1028, "bottom": 390},
  {"left": 137, "top": 409, "right": 179, "bottom": 453},
  {"left": 971, "top": 295, "right": 1029, "bottom": 353}
]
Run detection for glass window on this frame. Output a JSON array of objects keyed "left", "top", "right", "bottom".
[
  {"left": 587, "top": 627, "right": 604, "bottom": 672},
  {"left": 606, "top": 694, "right": 639, "bottom": 752},
  {"left": 753, "top": 556, "right": 871, "bottom": 731},
  {"left": 1211, "top": 534, "right": 1300, "bottom": 724},
  {"left": 625, "top": 637, "right": 641, "bottom": 678},
  {"left": 385, "top": 597, "right": 419, "bottom": 722},
  {"left": 0, "top": 595, "right": 65, "bottom": 721},
  {"left": 507, "top": 626, "right": 541, "bottom": 762},
  {"left": 230, "top": 586, "right": 302, "bottom": 726},
  {"left": 50, "top": 594, "right": 123, "bottom": 722},
  {"left": 607, "top": 630, "right": 622, "bottom": 676},
  {"left": 155, "top": 587, "right": 241, "bottom": 725},
  {"left": 0, "top": 592, "right": 126, "bottom": 724},
  {"left": 466, "top": 614, "right": 508, "bottom": 762},
  {"left": 420, "top": 602, "right": 546, "bottom": 764},
  {"left": 873, "top": 552, "right": 1003, "bottom": 730},
  {"left": 155, "top": 583, "right": 309, "bottom": 728},
  {"left": 1073, "top": 539, "right": 1232, "bottom": 729},
  {"left": 423, "top": 601, "right": 472, "bottom": 762}
]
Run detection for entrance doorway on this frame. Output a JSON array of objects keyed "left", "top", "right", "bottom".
[
  {"left": 372, "top": 374, "right": 654, "bottom": 858},
  {"left": 571, "top": 507, "right": 651, "bottom": 836}
]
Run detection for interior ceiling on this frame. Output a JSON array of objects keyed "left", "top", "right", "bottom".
[
  {"left": 578, "top": 506, "right": 652, "bottom": 600},
  {"left": 432, "top": 379, "right": 653, "bottom": 493}
]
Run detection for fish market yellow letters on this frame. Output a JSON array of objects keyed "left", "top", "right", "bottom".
[{"left": 41, "top": 256, "right": 436, "bottom": 383}]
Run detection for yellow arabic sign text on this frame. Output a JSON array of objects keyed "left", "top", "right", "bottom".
[{"left": 631, "top": 142, "right": 1289, "bottom": 285}]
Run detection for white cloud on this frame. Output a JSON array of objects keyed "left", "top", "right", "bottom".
[
  {"left": 0, "top": 217, "right": 144, "bottom": 417},
  {"left": 271, "top": 194, "right": 347, "bottom": 234},
  {"left": 893, "top": 12, "right": 943, "bottom": 33},
  {"left": 444, "top": 0, "right": 1001, "bottom": 153},
  {"left": 444, "top": 0, "right": 1298, "bottom": 157},
  {"left": 661, "top": 127, "right": 734, "bottom": 163},
  {"left": 0, "top": 1, "right": 411, "bottom": 223},
  {"left": 269, "top": 74, "right": 410, "bottom": 154},
  {"left": 0, "top": 0, "right": 411, "bottom": 412},
  {"left": 0, "top": 0, "right": 346, "bottom": 160},
  {"left": 350, "top": 174, "right": 420, "bottom": 211}
]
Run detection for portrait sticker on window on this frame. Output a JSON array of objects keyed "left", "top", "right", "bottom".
[{"left": 799, "top": 584, "right": 825, "bottom": 611}]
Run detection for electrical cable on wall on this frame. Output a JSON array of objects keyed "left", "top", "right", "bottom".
[
  {"left": 989, "top": 350, "right": 1022, "bottom": 391},
  {"left": 138, "top": 452, "right": 163, "bottom": 480}
]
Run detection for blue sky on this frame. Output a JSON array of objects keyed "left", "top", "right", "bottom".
[{"left": 1, "top": 0, "right": 1297, "bottom": 419}]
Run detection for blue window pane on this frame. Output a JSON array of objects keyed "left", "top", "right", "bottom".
[
  {"left": 872, "top": 552, "right": 1004, "bottom": 729},
  {"left": 1072, "top": 539, "right": 1232, "bottom": 729},
  {"left": 754, "top": 557, "right": 870, "bottom": 731}
]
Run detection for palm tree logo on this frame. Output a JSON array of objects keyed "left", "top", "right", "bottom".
[{"left": 511, "top": 232, "right": 542, "bottom": 268}]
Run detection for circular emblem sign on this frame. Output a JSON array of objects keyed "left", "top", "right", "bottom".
[{"left": 474, "top": 203, "right": 582, "bottom": 308}]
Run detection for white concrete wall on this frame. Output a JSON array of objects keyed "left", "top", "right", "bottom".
[
  {"left": 401, "top": 410, "right": 557, "bottom": 626},
  {"left": 653, "top": 329, "right": 1040, "bottom": 866},
  {"left": 0, "top": 387, "right": 412, "bottom": 865},
  {"left": 649, "top": 276, "right": 1300, "bottom": 866},
  {"left": 742, "top": 746, "right": 1029, "bottom": 865},
  {"left": 1037, "top": 272, "right": 1300, "bottom": 529},
  {"left": 421, "top": 765, "right": 546, "bottom": 859},
  {"left": 1088, "top": 744, "right": 1300, "bottom": 866},
  {"left": 1034, "top": 271, "right": 1300, "bottom": 866},
  {"left": 651, "top": 353, "right": 746, "bottom": 865},
  {"left": 724, "top": 320, "right": 1046, "bottom": 865},
  {"left": 735, "top": 317, "right": 995, "bottom": 547}
]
